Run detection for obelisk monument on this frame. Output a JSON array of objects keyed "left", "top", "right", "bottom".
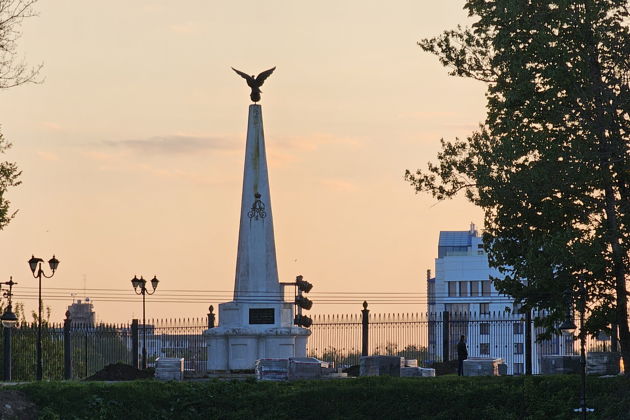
[{"left": 205, "top": 68, "right": 310, "bottom": 371}]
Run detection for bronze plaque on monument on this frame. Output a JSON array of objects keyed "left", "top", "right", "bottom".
[{"left": 249, "top": 308, "right": 275, "bottom": 324}]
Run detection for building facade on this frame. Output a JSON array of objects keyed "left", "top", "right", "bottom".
[
  {"left": 67, "top": 298, "right": 96, "bottom": 327},
  {"left": 427, "top": 224, "right": 566, "bottom": 375}
]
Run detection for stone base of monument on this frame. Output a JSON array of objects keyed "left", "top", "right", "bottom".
[
  {"left": 541, "top": 355, "right": 581, "bottom": 374},
  {"left": 462, "top": 357, "right": 504, "bottom": 376},
  {"left": 587, "top": 352, "right": 621, "bottom": 375},
  {"left": 205, "top": 301, "right": 311, "bottom": 371},
  {"left": 359, "top": 356, "right": 402, "bottom": 377},
  {"left": 155, "top": 357, "right": 184, "bottom": 381},
  {"left": 404, "top": 359, "right": 418, "bottom": 367}
]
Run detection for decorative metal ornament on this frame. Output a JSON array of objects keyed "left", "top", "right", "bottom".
[{"left": 248, "top": 193, "right": 267, "bottom": 220}]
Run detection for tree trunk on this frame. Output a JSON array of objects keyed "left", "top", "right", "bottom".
[{"left": 584, "top": 5, "right": 630, "bottom": 374}]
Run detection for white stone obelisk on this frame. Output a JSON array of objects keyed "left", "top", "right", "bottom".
[
  {"left": 205, "top": 104, "right": 310, "bottom": 372},
  {"left": 233, "top": 104, "right": 281, "bottom": 302}
]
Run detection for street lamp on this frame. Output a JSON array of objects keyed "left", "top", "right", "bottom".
[
  {"left": 560, "top": 281, "right": 593, "bottom": 418},
  {"left": 1, "top": 277, "right": 18, "bottom": 381},
  {"left": 131, "top": 275, "right": 159, "bottom": 369},
  {"left": 28, "top": 255, "right": 59, "bottom": 381}
]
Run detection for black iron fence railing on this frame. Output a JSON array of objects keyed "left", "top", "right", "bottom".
[
  {"left": 307, "top": 310, "right": 620, "bottom": 375},
  {"left": 0, "top": 310, "right": 622, "bottom": 380}
]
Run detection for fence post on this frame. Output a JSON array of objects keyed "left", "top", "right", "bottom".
[
  {"left": 525, "top": 309, "right": 532, "bottom": 375},
  {"left": 131, "top": 319, "right": 139, "bottom": 369},
  {"left": 3, "top": 325, "right": 11, "bottom": 381},
  {"left": 361, "top": 301, "right": 369, "bottom": 356},
  {"left": 84, "top": 327, "right": 89, "bottom": 378},
  {"left": 63, "top": 311, "right": 72, "bottom": 380},
  {"left": 442, "top": 311, "right": 450, "bottom": 362},
  {"left": 207, "top": 305, "right": 215, "bottom": 329}
]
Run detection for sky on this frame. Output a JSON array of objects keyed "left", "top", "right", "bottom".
[{"left": 0, "top": 1, "right": 486, "bottom": 323}]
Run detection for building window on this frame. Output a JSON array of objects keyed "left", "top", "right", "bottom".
[
  {"left": 477, "top": 244, "right": 484, "bottom": 249},
  {"left": 459, "top": 281, "right": 468, "bottom": 297},
  {"left": 480, "top": 343, "right": 490, "bottom": 355},
  {"left": 482, "top": 280, "right": 491, "bottom": 296},
  {"left": 479, "top": 303, "right": 490, "bottom": 315},
  {"left": 514, "top": 363, "right": 524, "bottom": 375},
  {"left": 514, "top": 343, "right": 524, "bottom": 354},
  {"left": 470, "top": 281, "right": 480, "bottom": 296},
  {"left": 512, "top": 302, "right": 523, "bottom": 314},
  {"left": 448, "top": 282, "right": 457, "bottom": 297},
  {"left": 480, "top": 323, "right": 490, "bottom": 335},
  {"left": 513, "top": 322, "right": 524, "bottom": 335}
]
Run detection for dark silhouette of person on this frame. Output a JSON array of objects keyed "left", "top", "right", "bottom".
[{"left": 457, "top": 335, "right": 468, "bottom": 376}]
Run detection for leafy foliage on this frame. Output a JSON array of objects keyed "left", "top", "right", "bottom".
[
  {"left": 407, "top": 0, "right": 630, "bottom": 370},
  {"left": 0, "top": 0, "right": 41, "bottom": 229}
]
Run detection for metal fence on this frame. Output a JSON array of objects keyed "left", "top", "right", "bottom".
[
  {"left": 141, "top": 318, "right": 208, "bottom": 375},
  {"left": 69, "top": 323, "right": 133, "bottom": 380},
  {"left": 307, "top": 310, "right": 618, "bottom": 375},
  {"left": 0, "top": 317, "right": 208, "bottom": 381},
  {"left": 0, "top": 311, "right": 621, "bottom": 380}
]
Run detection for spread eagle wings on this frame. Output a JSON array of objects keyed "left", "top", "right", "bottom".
[
  {"left": 254, "top": 67, "right": 276, "bottom": 86},
  {"left": 231, "top": 67, "right": 276, "bottom": 87}
]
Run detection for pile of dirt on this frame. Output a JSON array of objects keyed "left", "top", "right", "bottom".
[
  {"left": 0, "top": 390, "right": 37, "bottom": 420},
  {"left": 85, "top": 363, "right": 153, "bottom": 381}
]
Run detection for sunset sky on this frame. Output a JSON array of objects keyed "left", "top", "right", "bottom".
[{"left": 0, "top": 1, "right": 486, "bottom": 323}]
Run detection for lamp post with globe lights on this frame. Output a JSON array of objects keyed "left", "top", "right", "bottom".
[
  {"left": 131, "top": 275, "right": 159, "bottom": 369},
  {"left": 1, "top": 277, "right": 18, "bottom": 381},
  {"left": 28, "top": 255, "right": 59, "bottom": 381}
]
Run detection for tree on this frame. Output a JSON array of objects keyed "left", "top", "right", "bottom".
[
  {"left": 0, "top": 0, "right": 41, "bottom": 229},
  {"left": 406, "top": 0, "right": 630, "bottom": 372}
]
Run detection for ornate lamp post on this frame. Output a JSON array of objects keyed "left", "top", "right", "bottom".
[
  {"left": 1, "top": 277, "right": 18, "bottom": 381},
  {"left": 131, "top": 275, "right": 159, "bottom": 369},
  {"left": 560, "top": 281, "right": 593, "bottom": 418},
  {"left": 28, "top": 255, "right": 60, "bottom": 381}
]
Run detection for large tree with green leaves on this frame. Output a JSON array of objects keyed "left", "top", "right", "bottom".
[
  {"left": 0, "top": 0, "right": 41, "bottom": 229},
  {"left": 406, "top": 0, "right": 630, "bottom": 372}
]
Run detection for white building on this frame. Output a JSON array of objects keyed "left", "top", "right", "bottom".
[
  {"left": 67, "top": 298, "right": 96, "bottom": 327},
  {"left": 427, "top": 224, "right": 556, "bottom": 375},
  {"left": 429, "top": 223, "right": 508, "bottom": 315}
]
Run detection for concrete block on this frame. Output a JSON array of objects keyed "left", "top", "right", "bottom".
[
  {"left": 404, "top": 359, "right": 418, "bottom": 367},
  {"left": 360, "top": 356, "right": 402, "bottom": 377},
  {"left": 155, "top": 357, "right": 184, "bottom": 381},
  {"left": 324, "top": 372, "right": 348, "bottom": 379},
  {"left": 463, "top": 358, "right": 503, "bottom": 376},
  {"left": 587, "top": 352, "right": 621, "bottom": 375},
  {"left": 255, "top": 358, "right": 289, "bottom": 381},
  {"left": 540, "top": 355, "right": 580, "bottom": 374},
  {"left": 420, "top": 368, "right": 436, "bottom": 377},
  {"left": 288, "top": 358, "right": 321, "bottom": 380},
  {"left": 400, "top": 367, "right": 422, "bottom": 377}
]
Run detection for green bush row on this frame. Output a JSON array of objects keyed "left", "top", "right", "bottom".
[{"left": 17, "top": 375, "right": 630, "bottom": 420}]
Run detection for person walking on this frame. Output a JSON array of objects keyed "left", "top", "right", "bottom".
[{"left": 457, "top": 335, "right": 468, "bottom": 376}]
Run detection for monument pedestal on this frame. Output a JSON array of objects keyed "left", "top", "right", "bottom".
[{"left": 206, "top": 301, "right": 310, "bottom": 371}]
